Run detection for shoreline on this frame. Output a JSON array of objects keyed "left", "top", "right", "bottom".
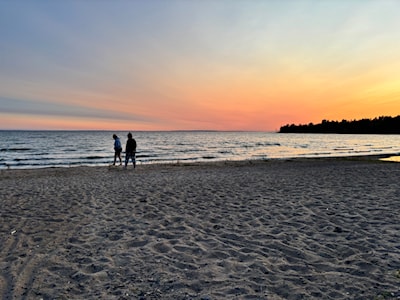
[
  {"left": 1, "top": 156, "right": 400, "bottom": 299},
  {"left": 1, "top": 152, "right": 399, "bottom": 172}
]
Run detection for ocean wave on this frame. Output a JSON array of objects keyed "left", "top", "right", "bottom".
[
  {"left": 137, "top": 154, "right": 158, "bottom": 158},
  {"left": 0, "top": 148, "right": 32, "bottom": 152},
  {"left": 333, "top": 147, "right": 354, "bottom": 151},
  {"left": 255, "top": 142, "right": 281, "bottom": 147},
  {"left": 299, "top": 152, "right": 333, "bottom": 156},
  {"left": 84, "top": 156, "right": 106, "bottom": 160}
]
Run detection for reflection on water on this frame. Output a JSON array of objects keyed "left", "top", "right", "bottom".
[{"left": 380, "top": 156, "right": 400, "bottom": 163}]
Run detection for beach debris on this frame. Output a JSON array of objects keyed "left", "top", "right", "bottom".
[{"left": 10, "top": 229, "right": 17, "bottom": 235}]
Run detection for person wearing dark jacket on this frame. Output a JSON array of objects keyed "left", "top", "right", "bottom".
[{"left": 125, "top": 132, "right": 137, "bottom": 168}]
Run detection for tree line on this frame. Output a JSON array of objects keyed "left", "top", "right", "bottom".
[{"left": 279, "top": 115, "right": 400, "bottom": 134}]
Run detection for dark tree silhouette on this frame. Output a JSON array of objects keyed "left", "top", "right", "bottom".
[{"left": 279, "top": 115, "right": 400, "bottom": 134}]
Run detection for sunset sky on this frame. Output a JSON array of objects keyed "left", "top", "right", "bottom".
[{"left": 1, "top": 0, "right": 400, "bottom": 131}]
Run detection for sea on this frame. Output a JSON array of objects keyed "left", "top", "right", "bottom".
[{"left": 1, "top": 131, "right": 399, "bottom": 169}]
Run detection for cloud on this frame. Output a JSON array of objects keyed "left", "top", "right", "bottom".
[{"left": 0, "top": 97, "right": 154, "bottom": 123}]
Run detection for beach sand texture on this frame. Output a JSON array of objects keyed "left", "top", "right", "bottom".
[{"left": 1, "top": 159, "right": 399, "bottom": 299}]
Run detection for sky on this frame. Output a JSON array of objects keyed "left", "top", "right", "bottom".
[{"left": 1, "top": 0, "right": 400, "bottom": 131}]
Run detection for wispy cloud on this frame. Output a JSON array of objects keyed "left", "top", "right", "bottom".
[{"left": 0, "top": 97, "right": 154, "bottom": 123}]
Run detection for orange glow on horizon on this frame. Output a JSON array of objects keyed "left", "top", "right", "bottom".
[{"left": 2, "top": 1, "right": 400, "bottom": 131}]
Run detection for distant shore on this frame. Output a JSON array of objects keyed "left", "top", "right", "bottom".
[
  {"left": 279, "top": 115, "right": 400, "bottom": 134},
  {"left": 1, "top": 156, "right": 400, "bottom": 299}
]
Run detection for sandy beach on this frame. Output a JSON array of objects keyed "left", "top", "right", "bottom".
[{"left": 1, "top": 158, "right": 399, "bottom": 299}]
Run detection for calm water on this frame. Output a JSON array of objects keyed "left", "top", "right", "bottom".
[{"left": 0, "top": 131, "right": 399, "bottom": 169}]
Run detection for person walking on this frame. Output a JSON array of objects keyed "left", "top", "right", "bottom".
[
  {"left": 125, "top": 132, "right": 137, "bottom": 168},
  {"left": 113, "top": 134, "right": 122, "bottom": 165}
]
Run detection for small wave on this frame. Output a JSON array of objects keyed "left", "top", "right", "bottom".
[
  {"left": 67, "top": 161, "right": 95, "bottom": 165},
  {"left": 4, "top": 161, "right": 57, "bottom": 168},
  {"left": 299, "top": 152, "right": 333, "bottom": 157},
  {"left": 84, "top": 156, "right": 105, "bottom": 160},
  {"left": 295, "top": 145, "right": 309, "bottom": 149},
  {"left": 255, "top": 142, "right": 281, "bottom": 147},
  {"left": 139, "top": 157, "right": 198, "bottom": 163},
  {"left": 252, "top": 154, "right": 269, "bottom": 159},
  {"left": 12, "top": 158, "right": 25, "bottom": 162},
  {"left": 12, "top": 157, "right": 52, "bottom": 162},
  {"left": 371, "top": 146, "right": 393, "bottom": 150},
  {"left": 176, "top": 149, "right": 203, "bottom": 153},
  {"left": 0, "top": 148, "right": 32, "bottom": 152},
  {"left": 334, "top": 147, "right": 354, "bottom": 151},
  {"left": 137, "top": 154, "right": 157, "bottom": 158},
  {"left": 218, "top": 150, "right": 232, "bottom": 154}
]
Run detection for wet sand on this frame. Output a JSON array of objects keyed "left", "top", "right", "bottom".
[{"left": 1, "top": 158, "right": 400, "bottom": 299}]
